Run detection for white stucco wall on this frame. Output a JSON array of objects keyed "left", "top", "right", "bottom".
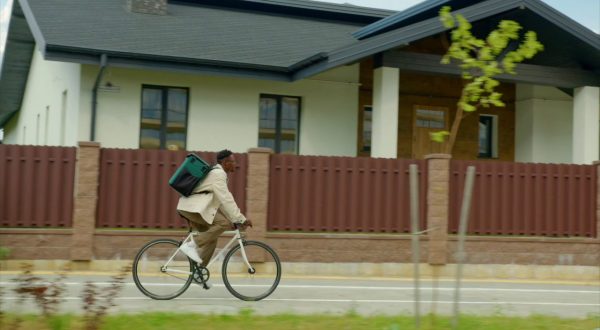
[
  {"left": 79, "top": 64, "right": 359, "bottom": 156},
  {"left": 515, "top": 84, "right": 573, "bottom": 163},
  {"left": 4, "top": 49, "right": 81, "bottom": 146}
]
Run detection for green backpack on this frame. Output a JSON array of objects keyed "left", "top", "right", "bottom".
[{"left": 169, "top": 153, "right": 213, "bottom": 197}]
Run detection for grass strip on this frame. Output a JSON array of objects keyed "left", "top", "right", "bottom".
[{"left": 1, "top": 310, "right": 598, "bottom": 330}]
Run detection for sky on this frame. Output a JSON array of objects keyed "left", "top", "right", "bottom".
[{"left": 0, "top": 0, "right": 598, "bottom": 69}]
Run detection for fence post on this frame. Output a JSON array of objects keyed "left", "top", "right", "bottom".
[
  {"left": 425, "top": 153, "right": 451, "bottom": 265},
  {"left": 70, "top": 141, "right": 101, "bottom": 261},
  {"left": 246, "top": 148, "right": 273, "bottom": 243},
  {"left": 596, "top": 161, "right": 600, "bottom": 239}
]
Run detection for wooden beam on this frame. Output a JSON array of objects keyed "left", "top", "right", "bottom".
[{"left": 381, "top": 51, "right": 600, "bottom": 88}]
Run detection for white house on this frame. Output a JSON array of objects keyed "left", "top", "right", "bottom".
[{"left": 1, "top": 0, "right": 598, "bottom": 163}]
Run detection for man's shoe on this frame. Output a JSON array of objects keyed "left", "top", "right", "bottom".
[
  {"left": 180, "top": 240, "right": 202, "bottom": 264},
  {"left": 202, "top": 281, "right": 212, "bottom": 290}
]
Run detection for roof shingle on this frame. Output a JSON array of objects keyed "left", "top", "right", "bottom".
[{"left": 27, "top": 0, "right": 375, "bottom": 68}]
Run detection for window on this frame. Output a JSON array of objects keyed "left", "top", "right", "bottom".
[
  {"left": 479, "top": 114, "right": 498, "bottom": 158},
  {"left": 361, "top": 105, "right": 372, "bottom": 153},
  {"left": 258, "top": 94, "right": 300, "bottom": 154},
  {"left": 45, "top": 106, "right": 49, "bottom": 145},
  {"left": 61, "top": 90, "right": 67, "bottom": 145},
  {"left": 36, "top": 113, "right": 40, "bottom": 145},
  {"left": 416, "top": 109, "right": 446, "bottom": 128},
  {"left": 140, "top": 86, "right": 189, "bottom": 150}
]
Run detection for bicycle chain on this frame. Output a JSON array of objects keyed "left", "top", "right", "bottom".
[{"left": 192, "top": 264, "right": 210, "bottom": 286}]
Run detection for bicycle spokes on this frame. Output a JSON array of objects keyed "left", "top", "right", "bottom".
[
  {"left": 132, "top": 239, "right": 194, "bottom": 300},
  {"left": 222, "top": 241, "right": 281, "bottom": 301}
]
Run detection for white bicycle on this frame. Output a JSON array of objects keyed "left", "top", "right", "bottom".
[{"left": 132, "top": 223, "right": 281, "bottom": 301}]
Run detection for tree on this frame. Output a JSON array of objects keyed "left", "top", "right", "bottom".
[{"left": 432, "top": 6, "right": 544, "bottom": 153}]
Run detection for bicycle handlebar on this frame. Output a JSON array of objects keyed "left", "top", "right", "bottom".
[{"left": 233, "top": 221, "right": 252, "bottom": 230}]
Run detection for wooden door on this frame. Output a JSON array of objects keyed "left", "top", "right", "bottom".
[{"left": 412, "top": 105, "right": 449, "bottom": 159}]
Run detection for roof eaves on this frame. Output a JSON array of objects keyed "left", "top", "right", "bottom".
[
  {"left": 385, "top": 51, "right": 600, "bottom": 88},
  {"left": 288, "top": 52, "right": 329, "bottom": 72},
  {"left": 17, "top": 0, "right": 46, "bottom": 53},
  {"left": 352, "top": 0, "right": 449, "bottom": 40},
  {"left": 46, "top": 45, "right": 291, "bottom": 72},
  {"left": 293, "top": 0, "right": 522, "bottom": 80},
  {"left": 44, "top": 46, "right": 293, "bottom": 82},
  {"left": 0, "top": 0, "right": 36, "bottom": 128},
  {"left": 523, "top": 0, "right": 600, "bottom": 50},
  {"left": 174, "top": 0, "right": 395, "bottom": 23},
  {"left": 242, "top": 0, "right": 396, "bottom": 18}
]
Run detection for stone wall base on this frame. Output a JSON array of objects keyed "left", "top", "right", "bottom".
[{"left": 0, "top": 229, "right": 600, "bottom": 277}]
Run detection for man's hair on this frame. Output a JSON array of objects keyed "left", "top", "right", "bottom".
[{"left": 216, "top": 149, "right": 233, "bottom": 164}]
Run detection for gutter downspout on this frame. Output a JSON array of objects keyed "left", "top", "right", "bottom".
[{"left": 91, "top": 54, "right": 108, "bottom": 141}]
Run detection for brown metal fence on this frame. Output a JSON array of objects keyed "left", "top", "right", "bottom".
[
  {"left": 0, "top": 145, "right": 76, "bottom": 227},
  {"left": 449, "top": 160, "right": 597, "bottom": 237},
  {"left": 97, "top": 149, "right": 247, "bottom": 229},
  {"left": 268, "top": 154, "right": 427, "bottom": 233}
]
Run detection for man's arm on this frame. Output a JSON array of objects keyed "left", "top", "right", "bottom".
[{"left": 212, "top": 171, "right": 247, "bottom": 223}]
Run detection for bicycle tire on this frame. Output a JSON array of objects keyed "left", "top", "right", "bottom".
[
  {"left": 132, "top": 239, "right": 194, "bottom": 300},
  {"left": 221, "top": 240, "right": 281, "bottom": 301}
]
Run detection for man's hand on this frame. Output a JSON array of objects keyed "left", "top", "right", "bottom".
[{"left": 231, "top": 220, "right": 253, "bottom": 230}]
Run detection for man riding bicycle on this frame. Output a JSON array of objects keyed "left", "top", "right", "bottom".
[{"left": 176, "top": 149, "right": 253, "bottom": 283}]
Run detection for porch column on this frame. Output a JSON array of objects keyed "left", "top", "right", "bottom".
[
  {"left": 595, "top": 160, "right": 600, "bottom": 239},
  {"left": 572, "top": 86, "right": 600, "bottom": 164},
  {"left": 515, "top": 84, "right": 573, "bottom": 163},
  {"left": 371, "top": 66, "right": 399, "bottom": 158}
]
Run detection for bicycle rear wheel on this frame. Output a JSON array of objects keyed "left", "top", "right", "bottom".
[
  {"left": 222, "top": 240, "right": 281, "bottom": 301},
  {"left": 132, "top": 239, "right": 193, "bottom": 300}
]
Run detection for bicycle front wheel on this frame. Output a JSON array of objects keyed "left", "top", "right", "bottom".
[
  {"left": 132, "top": 239, "right": 193, "bottom": 300},
  {"left": 222, "top": 240, "right": 281, "bottom": 301}
]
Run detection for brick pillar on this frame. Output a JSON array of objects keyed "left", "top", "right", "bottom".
[
  {"left": 70, "top": 142, "right": 101, "bottom": 261},
  {"left": 595, "top": 161, "right": 600, "bottom": 239},
  {"left": 245, "top": 148, "right": 273, "bottom": 244},
  {"left": 425, "top": 153, "right": 451, "bottom": 265}
]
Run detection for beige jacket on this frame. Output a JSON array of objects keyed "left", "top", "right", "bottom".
[{"left": 176, "top": 164, "right": 246, "bottom": 224}]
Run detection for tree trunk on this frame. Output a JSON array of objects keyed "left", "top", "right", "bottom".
[{"left": 445, "top": 105, "right": 464, "bottom": 154}]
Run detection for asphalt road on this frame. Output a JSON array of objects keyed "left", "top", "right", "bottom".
[{"left": 1, "top": 273, "right": 599, "bottom": 318}]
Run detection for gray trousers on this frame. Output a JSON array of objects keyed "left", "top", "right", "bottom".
[{"left": 178, "top": 209, "right": 231, "bottom": 267}]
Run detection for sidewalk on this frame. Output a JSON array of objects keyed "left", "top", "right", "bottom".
[
  {"left": 1, "top": 260, "right": 598, "bottom": 284},
  {"left": 2, "top": 272, "right": 599, "bottom": 318}
]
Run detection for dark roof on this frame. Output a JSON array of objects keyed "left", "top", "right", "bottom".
[
  {"left": 0, "top": 0, "right": 35, "bottom": 128},
  {"left": 23, "top": 0, "right": 392, "bottom": 69},
  {"left": 355, "top": 0, "right": 600, "bottom": 44},
  {"left": 295, "top": 0, "right": 600, "bottom": 80},
  {"left": 353, "top": 0, "right": 481, "bottom": 39},
  {"left": 179, "top": 0, "right": 395, "bottom": 22}
]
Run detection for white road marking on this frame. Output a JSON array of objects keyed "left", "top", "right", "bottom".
[
  {"left": 1, "top": 296, "right": 599, "bottom": 306},
  {"left": 0, "top": 282, "right": 597, "bottom": 294}
]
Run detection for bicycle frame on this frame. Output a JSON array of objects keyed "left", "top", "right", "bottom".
[{"left": 161, "top": 229, "right": 254, "bottom": 276}]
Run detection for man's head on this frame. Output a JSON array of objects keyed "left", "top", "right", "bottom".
[{"left": 216, "top": 149, "right": 236, "bottom": 173}]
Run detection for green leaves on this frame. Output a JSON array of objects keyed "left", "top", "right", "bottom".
[
  {"left": 439, "top": 6, "right": 455, "bottom": 28},
  {"left": 501, "top": 33, "right": 543, "bottom": 75},
  {"left": 430, "top": 131, "right": 450, "bottom": 143},
  {"left": 438, "top": 6, "right": 543, "bottom": 115},
  {"left": 435, "top": 7, "right": 543, "bottom": 151}
]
